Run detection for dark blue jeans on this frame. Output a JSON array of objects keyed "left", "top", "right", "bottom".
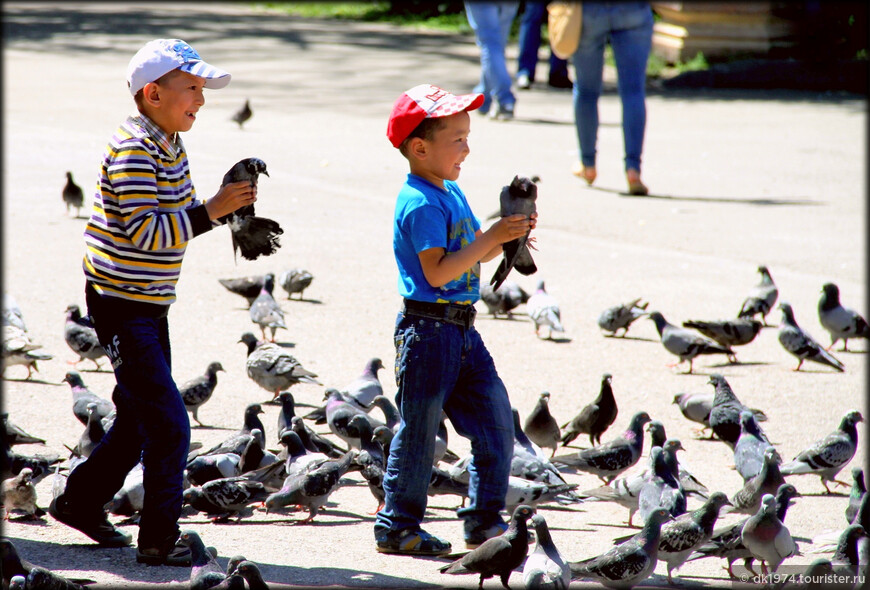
[
  {"left": 62, "top": 283, "right": 190, "bottom": 549},
  {"left": 374, "top": 311, "right": 514, "bottom": 538},
  {"left": 517, "top": 1, "right": 569, "bottom": 82}
]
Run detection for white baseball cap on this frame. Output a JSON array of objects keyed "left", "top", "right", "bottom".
[{"left": 126, "top": 38, "right": 231, "bottom": 96}]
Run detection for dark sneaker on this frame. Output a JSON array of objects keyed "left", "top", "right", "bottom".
[
  {"left": 48, "top": 495, "right": 132, "bottom": 547},
  {"left": 137, "top": 540, "right": 219, "bottom": 567},
  {"left": 464, "top": 521, "right": 508, "bottom": 549},
  {"left": 376, "top": 528, "right": 452, "bottom": 556},
  {"left": 464, "top": 520, "right": 534, "bottom": 549}
]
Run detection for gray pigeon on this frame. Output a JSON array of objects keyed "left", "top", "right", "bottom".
[
  {"left": 277, "top": 268, "right": 314, "bottom": 300},
  {"left": 682, "top": 317, "right": 763, "bottom": 362},
  {"left": 522, "top": 513, "right": 570, "bottom": 590},
  {"left": 687, "top": 483, "right": 799, "bottom": 579},
  {"left": 62, "top": 171, "right": 84, "bottom": 217},
  {"left": 779, "top": 409, "right": 863, "bottom": 493},
  {"left": 569, "top": 507, "right": 670, "bottom": 589},
  {"left": 648, "top": 311, "right": 734, "bottom": 374},
  {"left": 231, "top": 99, "right": 252, "bottom": 129},
  {"left": 2, "top": 467, "right": 44, "bottom": 520},
  {"left": 71, "top": 402, "right": 105, "bottom": 458},
  {"left": 106, "top": 462, "right": 144, "bottom": 517},
  {"left": 440, "top": 504, "right": 535, "bottom": 589},
  {"left": 264, "top": 449, "right": 356, "bottom": 523},
  {"left": 524, "top": 392, "right": 561, "bottom": 457},
  {"left": 729, "top": 447, "right": 787, "bottom": 515},
  {"left": 597, "top": 298, "right": 649, "bottom": 337},
  {"left": 741, "top": 494, "right": 797, "bottom": 574},
  {"left": 734, "top": 410, "right": 781, "bottom": 482},
  {"left": 832, "top": 523, "right": 866, "bottom": 571},
  {"left": 654, "top": 435, "right": 709, "bottom": 498},
  {"left": 654, "top": 491, "right": 732, "bottom": 584},
  {"left": 637, "top": 446, "right": 686, "bottom": 523},
  {"left": 180, "top": 361, "right": 225, "bottom": 427},
  {"left": 672, "top": 390, "right": 768, "bottom": 440},
  {"left": 777, "top": 302, "right": 845, "bottom": 372},
  {"left": 552, "top": 411, "right": 651, "bottom": 483},
  {"left": 490, "top": 176, "right": 538, "bottom": 291},
  {"left": 818, "top": 282, "right": 869, "bottom": 352},
  {"left": 526, "top": 281, "right": 564, "bottom": 339},
  {"left": 179, "top": 529, "right": 225, "bottom": 590},
  {"left": 560, "top": 373, "right": 617, "bottom": 447},
  {"left": 249, "top": 273, "right": 286, "bottom": 343},
  {"left": 63, "top": 304, "right": 108, "bottom": 370},
  {"left": 217, "top": 275, "right": 264, "bottom": 307},
  {"left": 275, "top": 391, "right": 296, "bottom": 438},
  {"left": 324, "top": 389, "right": 385, "bottom": 449},
  {"left": 479, "top": 281, "right": 530, "bottom": 318},
  {"left": 343, "top": 357, "right": 385, "bottom": 409},
  {"left": 217, "top": 157, "right": 282, "bottom": 261},
  {"left": 508, "top": 409, "right": 569, "bottom": 486},
  {"left": 62, "top": 371, "right": 114, "bottom": 426},
  {"left": 738, "top": 265, "right": 779, "bottom": 325},
  {"left": 183, "top": 476, "right": 270, "bottom": 522},
  {"left": 185, "top": 453, "right": 241, "bottom": 487},
  {"left": 239, "top": 332, "right": 321, "bottom": 398},
  {"left": 846, "top": 467, "right": 866, "bottom": 524}
]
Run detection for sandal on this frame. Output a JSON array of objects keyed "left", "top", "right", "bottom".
[
  {"left": 571, "top": 162, "right": 596, "bottom": 185},
  {"left": 376, "top": 528, "right": 452, "bottom": 556},
  {"left": 626, "top": 169, "right": 648, "bottom": 196}
]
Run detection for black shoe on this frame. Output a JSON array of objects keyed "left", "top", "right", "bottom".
[
  {"left": 548, "top": 75, "right": 573, "bottom": 89},
  {"left": 137, "top": 539, "right": 219, "bottom": 567},
  {"left": 48, "top": 495, "right": 133, "bottom": 547}
]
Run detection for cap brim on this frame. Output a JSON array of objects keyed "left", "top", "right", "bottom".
[{"left": 178, "top": 61, "right": 231, "bottom": 89}]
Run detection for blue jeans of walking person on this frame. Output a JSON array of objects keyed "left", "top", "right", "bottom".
[
  {"left": 464, "top": 1, "right": 519, "bottom": 115},
  {"left": 571, "top": 2, "right": 653, "bottom": 173},
  {"left": 517, "top": 1, "right": 570, "bottom": 86},
  {"left": 375, "top": 312, "right": 514, "bottom": 541},
  {"left": 62, "top": 282, "right": 190, "bottom": 552}
]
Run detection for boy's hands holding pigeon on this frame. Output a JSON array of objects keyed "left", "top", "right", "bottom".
[{"left": 205, "top": 180, "right": 257, "bottom": 221}]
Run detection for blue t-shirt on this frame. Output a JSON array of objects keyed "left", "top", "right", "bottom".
[{"left": 393, "top": 174, "right": 482, "bottom": 304}]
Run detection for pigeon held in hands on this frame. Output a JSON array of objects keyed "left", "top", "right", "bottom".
[
  {"left": 490, "top": 175, "right": 537, "bottom": 291},
  {"left": 218, "top": 158, "right": 283, "bottom": 261}
]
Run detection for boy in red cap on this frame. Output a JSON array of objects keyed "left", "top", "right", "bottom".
[{"left": 375, "top": 84, "right": 537, "bottom": 555}]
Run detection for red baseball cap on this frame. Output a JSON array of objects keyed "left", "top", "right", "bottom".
[{"left": 387, "top": 84, "right": 485, "bottom": 148}]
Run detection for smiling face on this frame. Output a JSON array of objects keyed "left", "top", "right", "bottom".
[
  {"left": 139, "top": 69, "right": 206, "bottom": 134},
  {"left": 407, "top": 111, "right": 471, "bottom": 188}
]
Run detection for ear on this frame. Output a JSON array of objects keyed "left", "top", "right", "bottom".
[
  {"left": 407, "top": 137, "right": 427, "bottom": 160},
  {"left": 142, "top": 82, "right": 161, "bottom": 107}
]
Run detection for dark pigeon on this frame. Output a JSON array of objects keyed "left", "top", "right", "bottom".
[
  {"left": 62, "top": 171, "right": 84, "bottom": 218},
  {"left": 231, "top": 99, "right": 252, "bottom": 129},
  {"left": 217, "top": 275, "right": 264, "bottom": 307},
  {"left": 249, "top": 273, "right": 286, "bottom": 343},
  {"left": 264, "top": 450, "right": 356, "bottom": 523},
  {"left": 479, "top": 281, "right": 530, "bottom": 318},
  {"left": 682, "top": 317, "right": 763, "bottom": 362},
  {"left": 440, "top": 504, "right": 535, "bottom": 589},
  {"left": 738, "top": 265, "right": 779, "bottom": 325},
  {"left": 560, "top": 373, "right": 617, "bottom": 447},
  {"left": 490, "top": 175, "right": 537, "bottom": 291},
  {"left": 729, "top": 448, "right": 787, "bottom": 515},
  {"left": 62, "top": 371, "right": 114, "bottom": 426},
  {"left": 648, "top": 311, "right": 734, "bottom": 374},
  {"left": 179, "top": 530, "right": 225, "bottom": 590},
  {"left": 278, "top": 268, "right": 314, "bottom": 300},
  {"left": 63, "top": 304, "right": 108, "bottom": 370},
  {"left": 183, "top": 476, "right": 269, "bottom": 522},
  {"left": 708, "top": 373, "right": 756, "bottom": 448},
  {"left": 523, "top": 392, "right": 560, "bottom": 457},
  {"left": 597, "top": 298, "right": 649, "bottom": 337},
  {"left": 218, "top": 158, "right": 282, "bottom": 261}
]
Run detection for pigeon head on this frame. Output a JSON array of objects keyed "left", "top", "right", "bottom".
[
  {"left": 759, "top": 493, "right": 777, "bottom": 514},
  {"left": 628, "top": 411, "right": 652, "bottom": 433},
  {"left": 758, "top": 265, "right": 773, "bottom": 281},
  {"left": 510, "top": 504, "right": 536, "bottom": 523},
  {"left": 852, "top": 467, "right": 866, "bottom": 491},
  {"left": 244, "top": 157, "right": 269, "bottom": 178},
  {"left": 535, "top": 279, "right": 546, "bottom": 293},
  {"left": 366, "top": 358, "right": 385, "bottom": 375},
  {"left": 65, "top": 303, "right": 82, "bottom": 319},
  {"left": 706, "top": 491, "right": 732, "bottom": 511},
  {"left": 739, "top": 410, "right": 759, "bottom": 433},
  {"left": 601, "top": 373, "right": 613, "bottom": 385},
  {"left": 643, "top": 507, "right": 671, "bottom": 531},
  {"left": 279, "top": 429, "right": 306, "bottom": 456},
  {"left": 62, "top": 371, "right": 85, "bottom": 388},
  {"left": 647, "top": 311, "right": 667, "bottom": 334},
  {"left": 538, "top": 391, "right": 551, "bottom": 404},
  {"left": 778, "top": 302, "right": 797, "bottom": 325},
  {"left": 207, "top": 361, "right": 225, "bottom": 376},
  {"left": 508, "top": 175, "right": 538, "bottom": 200},
  {"left": 347, "top": 414, "right": 373, "bottom": 440},
  {"left": 645, "top": 420, "right": 666, "bottom": 448},
  {"left": 842, "top": 410, "right": 864, "bottom": 428},
  {"left": 238, "top": 332, "right": 261, "bottom": 355},
  {"left": 774, "top": 484, "right": 800, "bottom": 510}
]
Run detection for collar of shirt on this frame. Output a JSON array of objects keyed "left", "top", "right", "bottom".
[{"left": 130, "top": 112, "right": 182, "bottom": 159}]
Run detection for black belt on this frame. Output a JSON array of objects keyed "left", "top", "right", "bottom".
[{"left": 403, "top": 299, "right": 476, "bottom": 329}]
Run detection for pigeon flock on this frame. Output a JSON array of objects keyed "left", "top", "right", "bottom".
[
  {"left": 5, "top": 189, "right": 868, "bottom": 590},
  {"left": 0, "top": 160, "right": 857, "bottom": 587}
]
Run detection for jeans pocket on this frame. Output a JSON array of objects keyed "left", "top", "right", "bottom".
[{"left": 394, "top": 319, "right": 442, "bottom": 388}]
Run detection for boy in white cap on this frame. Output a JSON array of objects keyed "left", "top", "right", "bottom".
[
  {"left": 374, "top": 84, "right": 537, "bottom": 555},
  {"left": 48, "top": 39, "right": 255, "bottom": 567}
]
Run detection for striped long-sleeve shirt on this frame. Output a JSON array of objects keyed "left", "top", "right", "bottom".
[{"left": 83, "top": 114, "right": 217, "bottom": 305}]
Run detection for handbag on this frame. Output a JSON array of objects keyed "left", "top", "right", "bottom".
[{"left": 547, "top": 1, "right": 582, "bottom": 60}]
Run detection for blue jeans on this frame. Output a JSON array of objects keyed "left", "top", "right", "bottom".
[
  {"left": 374, "top": 311, "right": 514, "bottom": 537},
  {"left": 571, "top": 2, "right": 653, "bottom": 172},
  {"left": 464, "top": 1, "right": 519, "bottom": 112},
  {"left": 62, "top": 283, "right": 190, "bottom": 549},
  {"left": 517, "top": 1, "right": 569, "bottom": 82}
]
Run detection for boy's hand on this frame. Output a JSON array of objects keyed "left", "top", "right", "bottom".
[
  {"left": 205, "top": 180, "right": 257, "bottom": 220},
  {"left": 491, "top": 212, "right": 537, "bottom": 245}
]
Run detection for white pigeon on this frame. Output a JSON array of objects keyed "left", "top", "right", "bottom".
[
  {"left": 526, "top": 280, "right": 564, "bottom": 339},
  {"left": 523, "top": 513, "right": 570, "bottom": 589},
  {"left": 818, "top": 282, "right": 869, "bottom": 352}
]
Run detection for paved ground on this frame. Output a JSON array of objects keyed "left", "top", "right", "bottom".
[{"left": 2, "top": 2, "right": 866, "bottom": 588}]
